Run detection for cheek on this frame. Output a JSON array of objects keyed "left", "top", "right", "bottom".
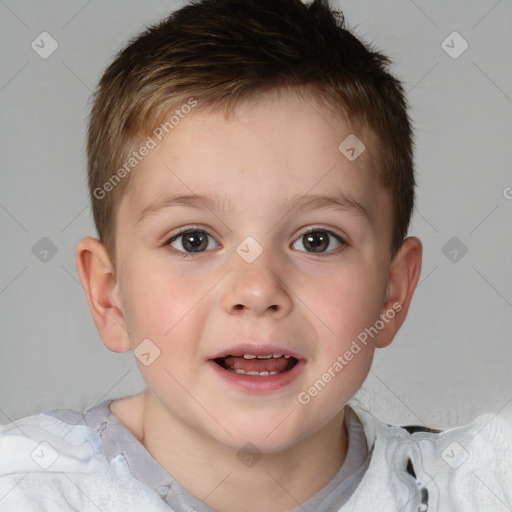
[
  {"left": 307, "top": 261, "right": 385, "bottom": 336},
  {"left": 119, "top": 261, "right": 209, "bottom": 374},
  {"left": 122, "top": 283, "right": 203, "bottom": 394},
  {"left": 120, "top": 262, "right": 195, "bottom": 338}
]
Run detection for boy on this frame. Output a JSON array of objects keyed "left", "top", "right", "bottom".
[{"left": 1, "top": 0, "right": 511, "bottom": 510}]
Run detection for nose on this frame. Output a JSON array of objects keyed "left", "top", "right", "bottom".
[{"left": 221, "top": 247, "right": 293, "bottom": 318}]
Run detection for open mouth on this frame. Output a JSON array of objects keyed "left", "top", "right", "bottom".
[{"left": 213, "top": 353, "right": 299, "bottom": 376}]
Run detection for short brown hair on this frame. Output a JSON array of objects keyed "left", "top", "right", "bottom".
[{"left": 87, "top": 0, "right": 415, "bottom": 260}]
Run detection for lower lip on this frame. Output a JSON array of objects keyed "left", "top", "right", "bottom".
[{"left": 207, "top": 359, "right": 306, "bottom": 392}]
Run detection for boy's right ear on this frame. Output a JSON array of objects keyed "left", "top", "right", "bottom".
[{"left": 75, "top": 237, "right": 131, "bottom": 353}]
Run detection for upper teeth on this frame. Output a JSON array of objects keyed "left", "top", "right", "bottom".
[
  {"left": 242, "top": 354, "right": 290, "bottom": 359},
  {"left": 235, "top": 369, "right": 279, "bottom": 376}
]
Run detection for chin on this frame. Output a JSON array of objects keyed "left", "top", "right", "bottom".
[{"left": 212, "top": 417, "right": 309, "bottom": 455}]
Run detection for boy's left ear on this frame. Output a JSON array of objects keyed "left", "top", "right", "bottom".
[{"left": 377, "top": 236, "right": 422, "bottom": 348}]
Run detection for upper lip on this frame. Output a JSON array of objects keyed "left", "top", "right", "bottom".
[{"left": 209, "top": 343, "right": 304, "bottom": 360}]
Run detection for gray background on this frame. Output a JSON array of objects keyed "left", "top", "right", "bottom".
[{"left": 1, "top": 0, "right": 511, "bottom": 428}]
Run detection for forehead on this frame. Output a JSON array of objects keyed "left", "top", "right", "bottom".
[{"left": 118, "top": 90, "right": 390, "bottom": 232}]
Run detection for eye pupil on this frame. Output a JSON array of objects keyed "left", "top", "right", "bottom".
[
  {"left": 304, "top": 231, "right": 329, "bottom": 252},
  {"left": 183, "top": 231, "right": 207, "bottom": 252}
]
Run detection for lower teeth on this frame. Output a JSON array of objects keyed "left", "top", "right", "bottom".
[{"left": 232, "top": 368, "right": 279, "bottom": 376}]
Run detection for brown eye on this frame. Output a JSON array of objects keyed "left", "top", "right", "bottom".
[
  {"left": 167, "top": 229, "right": 217, "bottom": 254},
  {"left": 292, "top": 229, "right": 344, "bottom": 253}
]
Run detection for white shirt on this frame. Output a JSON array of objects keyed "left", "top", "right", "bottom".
[{"left": 0, "top": 399, "right": 511, "bottom": 511}]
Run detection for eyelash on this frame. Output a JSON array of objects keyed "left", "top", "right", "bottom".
[{"left": 164, "top": 225, "right": 347, "bottom": 259}]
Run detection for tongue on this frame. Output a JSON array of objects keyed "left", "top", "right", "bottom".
[{"left": 223, "top": 356, "right": 290, "bottom": 373}]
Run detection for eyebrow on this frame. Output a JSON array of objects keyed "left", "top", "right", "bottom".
[{"left": 137, "top": 191, "right": 370, "bottom": 224}]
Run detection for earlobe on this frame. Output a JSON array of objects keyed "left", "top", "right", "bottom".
[
  {"left": 75, "top": 237, "right": 132, "bottom": 353},
  {"left": 377, "top": 236, "right": 423, "bottom": 348}
]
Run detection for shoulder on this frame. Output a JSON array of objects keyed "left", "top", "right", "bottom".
[
  {"left": 0, "top": 405, "right": 168, "bottom": 511},
  {"left": 347, "top": 402, "right": 512, "bottom": 510},
  {"left": 408, "top": 408, "right": 512, "bottom": 507},
  {"left": 0, "top": 408, "right": 106, "bottom": 474},
  {"left": 0, "top": 406, "right": 111, "bottom": 483},
  {"left": 0, "top": 409, "right": 104, "bottom": 510}
]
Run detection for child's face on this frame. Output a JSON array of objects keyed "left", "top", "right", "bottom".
[{"left": 112, "top": 90, "right": 397, "bottom": 451}]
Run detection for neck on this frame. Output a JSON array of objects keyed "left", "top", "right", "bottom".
[{"left": 141, "top": 389, "right": 348, "bottom": 512}]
